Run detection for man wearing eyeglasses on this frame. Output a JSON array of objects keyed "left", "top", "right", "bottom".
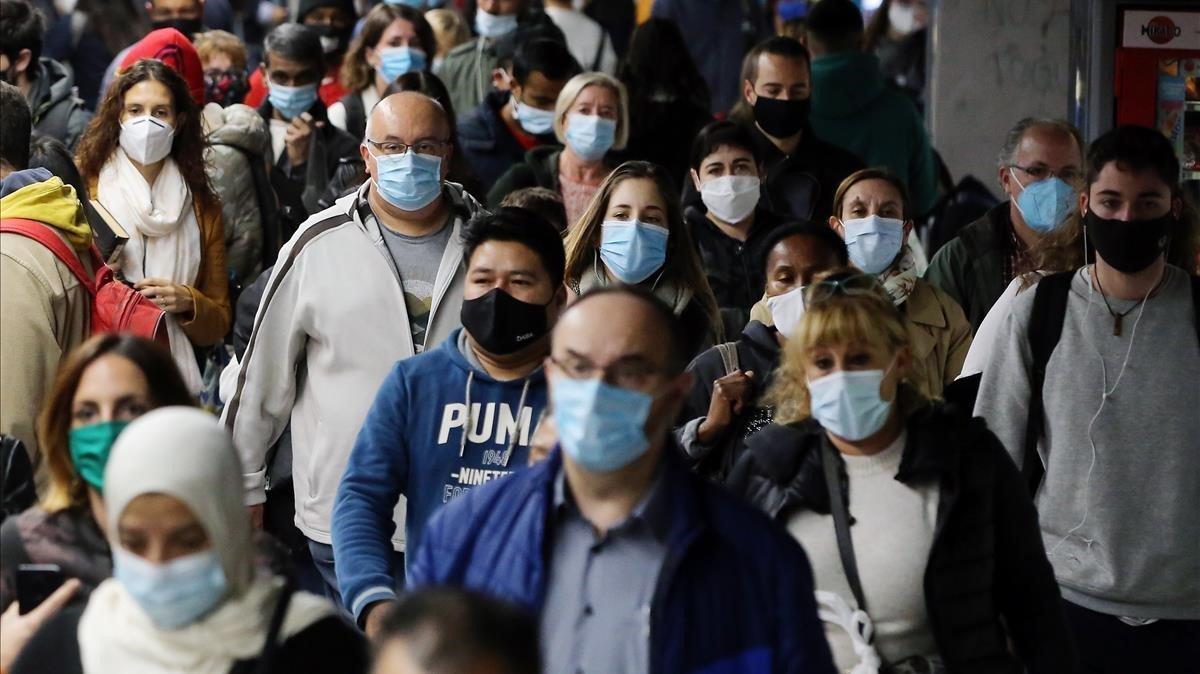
[
  {"left": 925, "top": 118, "right": 1085, "bottom": 330},
  {"left": 223, "top": 90, "right": 485, "bottom": 610},
  {"left": 408, "top": 286, "right": 837, "bottom": 674}
]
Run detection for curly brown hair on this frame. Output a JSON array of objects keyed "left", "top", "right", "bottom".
[
  {"left": 340, "top": 3, "right": 435, "bottom": 92},
  {"left": 75, "top": 59, "right": 218, "bottom": 214}
]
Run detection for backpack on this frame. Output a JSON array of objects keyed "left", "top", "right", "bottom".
[
  {"left": 1021, "top": 270, "right": 1200, "bottom": 493},
  {"left": 1, "top": 435, "right": 36, "bottom": 525},
  {"left": 1, "top": 218, "right": 168, "bottom": 344}
]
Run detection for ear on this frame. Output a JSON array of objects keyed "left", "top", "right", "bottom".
[
  {"left": 15, "top": 49, "right": 33, "bottom": 76},
  {"left": 1171, "top": 195, "right": 1183, "bottom": 220},
  {"left": 1078, "top": 190, "right": 1089, "bottom": 218},
  {"left": 553, "top": 283, "right": 569, "bottom": 309},
  {"left": 903, "top": 219, "right": 913, "bottom": 238},
  {"left": 828, "top": 215, "right": 843, "bottom": 235},
  {"left": 492, "top": 68, "right": 511, "bottom": 92},
  {"left": 365, "top": 45, "right": 379, "bottom": 68},
  {"left": 742, "top": 79, "right": 756, "bottom": 106},
  {"left": 690, "top": 168, "right": 702, "bottom": 191},
  {"left": 999, "top": 165, "right": 1017, "bottom": 199},
  {"left": 359, "top": 143, "right": 372, "bottom": 174}
]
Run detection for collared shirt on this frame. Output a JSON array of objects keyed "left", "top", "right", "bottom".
[
  {"left": 540, "top": 465, "right": 671, "bottom": 674},
  {"left": 1003, "top": 221, "right": 1035, "bottom": 285}
]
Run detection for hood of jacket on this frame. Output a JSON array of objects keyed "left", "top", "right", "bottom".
[
  {"left": 810, "top": 51, "right": 888, "bottom": 119},
  {"left": 204, "top": 102, "right": 272, "bottom": 157},
  {"left": 444, "top": 327, "right": 548, "bottom": 387},
  {"left": 26, "top": 58, "right": 77, "bottom": 118},
  {"left": 0, "top": 171, "right": 92, "bottom": 248}
]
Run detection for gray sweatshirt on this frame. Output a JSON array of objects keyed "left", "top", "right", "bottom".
[{"left": 974, "top": 265, "right": 1200, "bottom": 620}]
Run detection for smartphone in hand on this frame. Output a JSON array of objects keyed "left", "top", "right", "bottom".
[{"left": 17, "top": 564, "right": 65, "bottom": 615}]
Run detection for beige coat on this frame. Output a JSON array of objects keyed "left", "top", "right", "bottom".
[
  {"left": 903, "top": 277, "right": 973, "bottom": 399},
  {"left": 0, "top": 228, "right": 92, "bottom": 478}
]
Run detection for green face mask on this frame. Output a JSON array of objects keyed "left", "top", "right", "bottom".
[{"left": 69, "top": 420, "right": 131, "bottom": 492}]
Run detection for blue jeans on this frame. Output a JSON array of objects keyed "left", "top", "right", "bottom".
[{"left": 306, "top": 538, "right": 405, "bottom": 623}]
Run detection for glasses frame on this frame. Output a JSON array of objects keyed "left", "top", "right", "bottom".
[{"left": 365, "top": 138, "right": 450, "bottom": 157}]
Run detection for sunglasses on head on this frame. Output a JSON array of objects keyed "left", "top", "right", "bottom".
[{"left": 805, "top": 273, "right": 886, "bottom": 305}]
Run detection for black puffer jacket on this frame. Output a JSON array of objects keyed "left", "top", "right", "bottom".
[{"left": 726, "top": 399, "right": 1077, "bottom": 674}]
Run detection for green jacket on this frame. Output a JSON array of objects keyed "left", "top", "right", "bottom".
[
  {"left": 435, "top": 38, "right": 499, "bottom": 118},
  {"left": 810, "top": 51, "right": 939, "bottom": 217},
  {"left": 924, "top": 202, "right": 1014, "bottom": 332},
  {"left": 487, "top": 146, "right": 561, "bottom": 208}
]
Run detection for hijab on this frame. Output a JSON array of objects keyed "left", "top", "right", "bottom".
[{"left": 78, "top": 407, "right": 333, "bottom": 674}]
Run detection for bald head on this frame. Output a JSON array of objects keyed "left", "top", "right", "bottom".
[
  {"left": 365, "top": 91, "right": 450, "bottom": 144},
  {"left": 553, "top": 288, "right": 687, "bottom": 376}
]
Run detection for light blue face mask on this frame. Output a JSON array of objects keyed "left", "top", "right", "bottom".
[
  {"left": 384, "top": 0, "right": 433, "bottom": 7},
  {"left": 114, "top": 547, "right": 228, "bottom": 630},
  {"left": 378, "top": 46, "right": 427, "bottom": 83},
  {"left": 474, "top": 8, "right": 518, "bottom": 38},
  {"left": 553, "top": 376, "right": 653, "bottom": 473},
  {"left": 565, "top": 112, "right": 616, "bottom": 162},
  {"left": 372, "top": 148, "right": 444, "bottom": 211},
  {"left": 599, "top": 220, "right": 669, "bottom": 284},
  {"left": 807, "top": 368, "right": 894, "bottom": 442},
  {"left": 1011, "top": 171, "right": 1075, "bottom": 233},
  {"left": 267, "top": 80, "right": 318, "bottom": 120},
  {"left": 841, "top": 215, "right": 905, "bottom": 275},
  {"left": 513, "top": 97, "right": 555, "bottom": 136}
]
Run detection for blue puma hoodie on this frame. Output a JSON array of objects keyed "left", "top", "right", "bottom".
[{"left": 332, "top": 328, "right": 548, "bottom": 621}]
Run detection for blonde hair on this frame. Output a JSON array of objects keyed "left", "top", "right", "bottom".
[
  {"left": 553, "top": 72, "right": 630, "bottom": 151},
  {"left": 425, "top": 8, "right": 469, "bottom": 58},
  {"left": 194, "top": 29, "right": 248, "bottom": 71},
  {"left": 765, "top": 271, "right": 912, "bottom": 425}
]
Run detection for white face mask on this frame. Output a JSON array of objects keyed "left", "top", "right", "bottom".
[
  {"left": 887, "top": 2, "right": 920, "bottom": 35},
  {"left": 119, "top": 115, "right": 175, "bottom": 165},
  {"left": 765, "top": 284, "right": 807, "bottom": 338},
  {"left": 699, "top": 175, "right": 760, "bottom": 224}
]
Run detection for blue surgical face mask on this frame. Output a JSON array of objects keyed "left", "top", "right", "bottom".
[
  {"left": 553, "top": 377, "right": 653, "bottom": 473},
  {"left": 513, "top": 97, "right": 555, "bottom": 136},
  {"left": 807, "top": 368, "right": 894, "bottom": 441},
  {"left": 267, "top": 80, "right": 318, "bottom": 120},
  {"left": 114, "top": 547, "right": 228, "bottom": 630},
  {"left": 599, "top": 219, "right": 669, "bottom": 284},
  {"left": 841, "top": 215, "right": 905, "bottom": 275},
  {"left": 378, "top": 46, "right": 427, "bottom": 83},
  {"left": 1011, "top": 171, "right": 1075, "bottom": 233},
  {"left": 474, "top": 8, "right": 518, "bottom": 38},
  {"left": 565, "top": 112, "right": 616, "bottom": 162},
  {"left": 385, "top": 0, "right": 430, "bottom": 7},
  {"left": 371, "top": 148, "right": 444, "bottom": 211}
]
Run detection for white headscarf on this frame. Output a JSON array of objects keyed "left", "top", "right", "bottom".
[{"left": 78, "top": 408, "right": 333, "bottom": 674}]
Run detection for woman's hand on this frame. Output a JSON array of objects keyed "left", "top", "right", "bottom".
[
  {"left": 0, "top": 578, "right": 80, "bottom": 671},
  {"left": 697, "top": 370, "right": 756, "bottom": 446},
  {"left": 135, "top": 278, "right": 195, "bottom": 317}
]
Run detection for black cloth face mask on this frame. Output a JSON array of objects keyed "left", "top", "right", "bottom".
[
  {"left": 1085, "top": 209, "right": 1173, "bottom": 274},
  {"left": 461, "top": 287, "right": 550, "bottom": 356},
  {"left": 152, "top": 18, "right": 204, "bottom": 38},
  {"left": 753, "top": 95, "right": 810, "bottom": 139}
]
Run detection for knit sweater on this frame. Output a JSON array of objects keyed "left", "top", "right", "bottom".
[
  {"left": 974, "top": 265, "right": 1200, "bottom": 619},
  {"left": 787, "top": 432, "right": 939, "bottom": 669}
]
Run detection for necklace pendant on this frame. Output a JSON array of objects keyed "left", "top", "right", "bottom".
[{"left": 1113, "top": 315, "right": 1123, "bottom": 337}]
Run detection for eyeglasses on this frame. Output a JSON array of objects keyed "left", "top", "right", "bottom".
[
  {"left": 1010, "top": 164, "right": 1084, "bottom": 185},
  {"left": 549, "top": 355, "right": 663, "bottom": 391},
  {"left": 365, "top": 138, "right": 449, "bottom": 157},
  {"left": 805, "top": 273, "right": 887, "bottom": 305}
]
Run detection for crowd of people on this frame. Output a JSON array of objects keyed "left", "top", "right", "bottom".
[{"left": 0, "top": 0, "right": 1197, "bottom": 673}]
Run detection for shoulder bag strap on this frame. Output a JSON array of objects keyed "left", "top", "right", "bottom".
[
  {"left": 820, "top": 437, "right": 869, "bottom": 617},
  {"left": 0, "top": 218, "right": 94, "bottom": 292},
  {"left": 253, "top": 579, "right": 296, "bottom": 674},
  {"left": 715, "top": 342, "right": 740, "bottom": 376},
  {"left": 1191, "top": 275, "right": 1200, "bottom": 346}
]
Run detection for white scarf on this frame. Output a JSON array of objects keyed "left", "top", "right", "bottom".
[
  {"left": 98, "top": 149, "right": 203, "bottom": 392},
  {"left": 79, "top": 575, "right": 334, "bottom": 674}
]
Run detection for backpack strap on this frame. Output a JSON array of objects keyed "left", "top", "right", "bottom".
[
  {"left": 0, "top": 218, "right": 94, "bottom": 293},
  {"left": 253, "top": 579, "right": 296, "bottom": 674},
  {"left": 591, "top": 26, "right": 607, "bottom": 72},
  {"left": 344, "top": 92, "right": 367, "bottom": 143},
  {"left": 1023, "top": 271, "right": 1074, "bottom": 494},
  {"left": 715, "top": 342, "right": 740, "bottom": 376}
]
